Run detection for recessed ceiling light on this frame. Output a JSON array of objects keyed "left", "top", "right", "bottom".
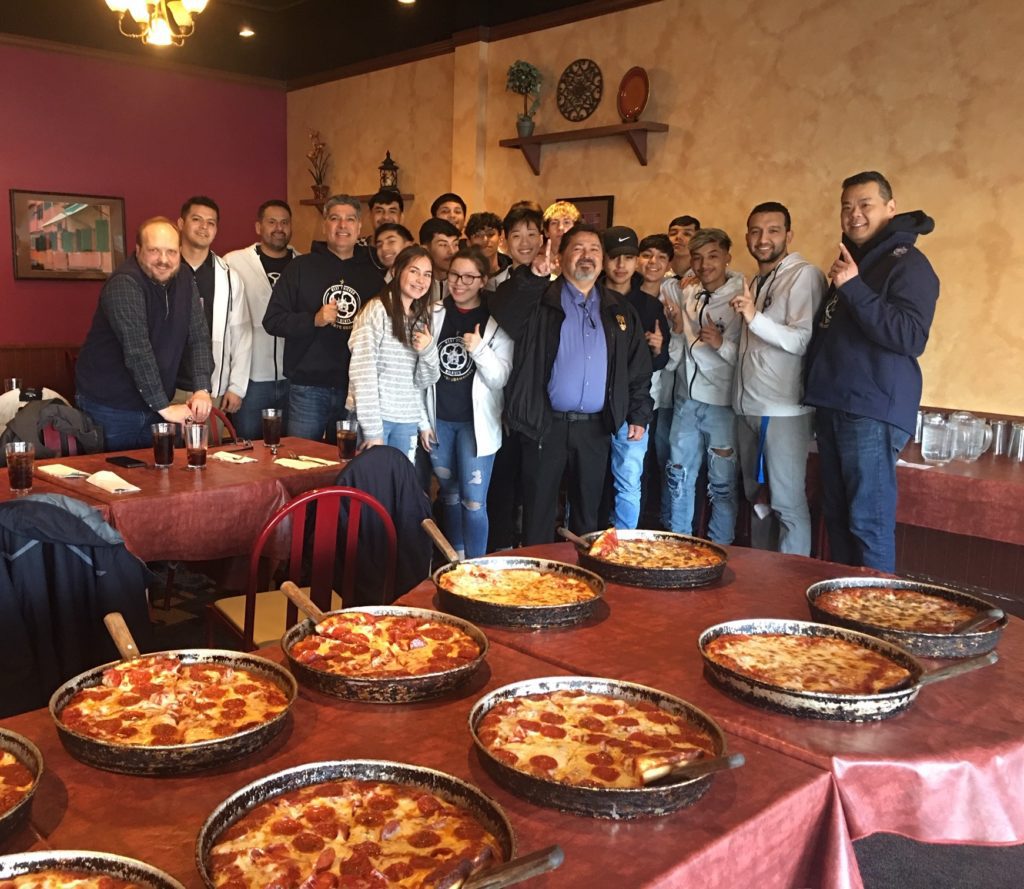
[
  {"left": 239, "top": 25, "right": 255, "bottom": 37},
  {"left": 398, "top": 0, "right": 415, "bottom": 5}
]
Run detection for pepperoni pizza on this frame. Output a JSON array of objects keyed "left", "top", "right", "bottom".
[
  {"left": 207, "top": 778, "right": 503, "bottom": 889},
  {"left": 0, "top": 750, "right": 34, "bottom": 819},
  {"left": 588, "top": 529, "right": 722, "bottom": 570},
  {"left": 476, "top": 690, "right": 715, "bottom": 788},
  {"left": 288, "top": 612, "right": 481, "bottom": 677},
  {"left": 59, "top": 655, "right": 290, "bottom": 746}
]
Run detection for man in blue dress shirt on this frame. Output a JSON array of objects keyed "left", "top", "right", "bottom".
[{"left": 490, "top": 223, "right": 653, "bottom": 543}]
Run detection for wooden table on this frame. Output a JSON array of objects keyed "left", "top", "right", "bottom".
[
  {"left": 0, "top": 645, "right": 853, "bottom": 889},
  {"left": 32, "top": 437, "right": 344, "bottom": 562},
  {"left": 0, "top": 477, "right": 108, "bottom": 519},
  {"left": 400, "top": 544, "right": 1024, "bottom": 854}
]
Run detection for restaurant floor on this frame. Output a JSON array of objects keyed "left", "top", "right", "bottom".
[{"left": 147, "top": 564, "right": 1024, "bottom": 889}]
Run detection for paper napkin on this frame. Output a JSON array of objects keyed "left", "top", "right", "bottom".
[
  {"left": 37, "top": 463, "right": 89, "bottom": 479},
  {"left": 211, "top": 450, "right": 257, "bottom": 464},
  {"left": 86, "top": 470, "right": 142, "bottom": 494},
  {"left": 273, "top": 456, "right": 339, "bottom": 470}
]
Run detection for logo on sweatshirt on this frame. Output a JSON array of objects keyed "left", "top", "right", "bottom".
[
  {"left": 892, "top": 246, "right": 908, "bottom": 257},
  {"left": 324, "top": 282, "right": 361, "bottom": 330},
  {"left": 438, "top": 337, "right": 474, "bottom": 381}
]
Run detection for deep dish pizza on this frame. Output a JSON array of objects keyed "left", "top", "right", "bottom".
[
  {"left": 288, "top": 612, "right": 481, "bottom": 677},
  {"left": 0, "top": 873, "right": 140, "bottom": 889},
  {"left": 704, "top": 633, "right": 912, "bottom": 694},
  {"left": 59, "top": 655, "right": 290, "bottom": 746},
  {"left": 814, "top": 587, "right": 978, "bottom": 634},
  {"left": 476, "top": 690, "right": 715, "bottom": 788},
  {"left": 207, "top": 779, "right": 504, "bottom": 889},
  {"left": 588, "top": 528, "right": 723, "bottom": 569},
  {"left": 0, "top": 750, "right": 35, "bottom": 818},
  {"left": 438, "top": 564, "right": 598, "bottom": 607}
]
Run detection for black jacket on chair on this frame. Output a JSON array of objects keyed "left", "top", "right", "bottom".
[
  {"left": 0, "top": 495, "right": 153, "bottom": 717},
  {"left": 335, "top": 446, "right": 432, "bottom": 605}
]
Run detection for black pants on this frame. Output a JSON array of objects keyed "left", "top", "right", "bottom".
[
  {"left": 521, "top": 416, "right": 610, "bottom": 545},
  {"left": 487, "top": 429, "right": 522, "bottom": 551}
]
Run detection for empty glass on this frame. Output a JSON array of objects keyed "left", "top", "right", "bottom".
[
  {"left": 948, "top": 412, "right": 992, "bottom": 462},
  {"left": 920, "top": 413, "right": 953, "bottom": 464}
]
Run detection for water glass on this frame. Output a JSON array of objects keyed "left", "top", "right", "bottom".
[{"left": 920, "top": 413, "right": 953, "bottom": 464}]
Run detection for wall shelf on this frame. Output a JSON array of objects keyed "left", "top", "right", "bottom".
[
  {"left": 299, "top": 192, "right": 415, "bottom": 213},
  {"left": 499, "top": 121, "right": 668, "bottom": 175}
]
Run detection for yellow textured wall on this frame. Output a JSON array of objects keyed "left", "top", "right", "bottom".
[
  {"left": 286, "top": 53, "right": 454, "bottom": 249},
  {"left": 288, "top": 0, "right": 1024, "bottom": 414}
]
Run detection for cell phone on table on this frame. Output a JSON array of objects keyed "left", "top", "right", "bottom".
[{"left": 106, "top": 455, "right": 148, "bottom": 469}]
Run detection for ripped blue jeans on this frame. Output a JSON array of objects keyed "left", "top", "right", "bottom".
[
  {"left": 381, "top": 420, "right": 420, "bottom": 463},
  {"left": 665, "top": 397, "right": 738, "bottom": 543},
  {"left": 429, "top": 418, "right": 496, "bottom": 558}
]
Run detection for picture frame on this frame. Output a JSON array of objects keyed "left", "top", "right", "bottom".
[
  {"left": 10, "top": 189, "right": 126, "bottom": 281},
  {"left": 556, "top": 194, "right": 614, "bottom": 229}
]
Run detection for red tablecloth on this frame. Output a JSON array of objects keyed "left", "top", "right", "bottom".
[
  {"left": 33, "top": 437, "right": 344, "bottom": 562},
  {"left": 400, "top": 543, "right": 1024, "bottom": 848},
  {"left": 0, "top": 644, "right": 853, "bottom": 889}
]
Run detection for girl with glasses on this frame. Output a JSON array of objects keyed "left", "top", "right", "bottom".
[
  {"left": 348, "top": 245, "right": 440, "bottom": 462},
  {"left": 421, "top": 248, "right": 514, "bottom": 558}
]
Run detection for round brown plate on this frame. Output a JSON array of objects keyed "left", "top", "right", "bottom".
[
  {"left": 617, "top": 66, "right": 649, "bottom": 122},
  {"left": 557, "top": 58, "right": 603, "bottom": 122}
]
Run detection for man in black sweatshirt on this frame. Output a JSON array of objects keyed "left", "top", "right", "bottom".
[
  {"left": 804, "top": 171, "right": 939, "bottom": 572},
  {"left": 263, "top": 195, "right": 384, "bottom": 443}
]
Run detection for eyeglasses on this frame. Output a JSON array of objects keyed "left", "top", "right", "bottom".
[{"left": 446, "top": 271, "right": 484, "bottom": 285}]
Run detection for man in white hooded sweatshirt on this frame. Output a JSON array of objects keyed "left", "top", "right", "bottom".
[
  {"left": 224, "top": 200, "right": 300, "bottom": 440},
  {"left": 731, "top": 202, "right": 826, "bottom": 556}
]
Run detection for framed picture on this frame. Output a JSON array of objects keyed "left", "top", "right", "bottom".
[
  {"left": 10, "top": 189, "right": 126, "bottom": 280},
  {"left": 556, "top": 194, "right": 614, "bottom": 229}
]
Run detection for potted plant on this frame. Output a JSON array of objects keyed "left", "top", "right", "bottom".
[
  {"left": 307, "top": 130, "right": 331, "bottom": 201},
  {"left": 506, "top": 60, "right": 542, "bottom": 138}
]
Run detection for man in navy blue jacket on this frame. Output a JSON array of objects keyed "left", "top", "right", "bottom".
[{"left": 804, "top": 171, "right": 939, "bottom": 572}]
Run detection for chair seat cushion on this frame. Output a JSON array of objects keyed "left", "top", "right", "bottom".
[{"left": 212, "top": 587, "right": 342, "bottom": 649}]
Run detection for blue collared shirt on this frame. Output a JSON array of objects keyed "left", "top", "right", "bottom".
[{"left": 547, "top": 280, "right": 608, "bottom": 413}]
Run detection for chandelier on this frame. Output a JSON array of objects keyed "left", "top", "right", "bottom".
[{"left": 104, "top": 1, "right": 209, "bottom": 47}]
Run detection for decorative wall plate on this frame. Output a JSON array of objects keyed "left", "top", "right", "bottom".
[
  {"left": 617, "top": 66, "right": 650, "bottom": 122},
  {"left": 557, "top": 58, "right": 603, "bottom": 122}
]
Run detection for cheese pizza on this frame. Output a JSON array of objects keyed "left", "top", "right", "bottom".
[
  {"left": 0, "top": 750, "right": 35, "bottom": 818},
  {"left": 476, "top": 690, "right": 715, "bottom": 788},
  {"left": 814, "top": 587, "right": 977, "bottom": 634},
  {"left": 60, "top": 655, "right": 290, "bottom": 746},
  {"left": 0, "top": 873, "right": 140, "bottom": 889},
  {"left": 288, "top": 612, "right": 481, "bottom": 677},
  {"left": 438, "top": 564, "right": 597, "bottom": 607},
  {"left": 207, "top": 778, "right": 503, "bottom": 889},
  {"left": 588, "top": 529, "right": 722, "bottom": 570},
  {"left": 704, "top": 633, "right": 912, "bottom": 694}
]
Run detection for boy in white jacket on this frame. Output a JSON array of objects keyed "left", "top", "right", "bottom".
[
  {"left": 731, "top": 202, "right": 826, "bottom": 555},
  {"left": 663, "top": 228, "right": 742, "bottom": 542}
]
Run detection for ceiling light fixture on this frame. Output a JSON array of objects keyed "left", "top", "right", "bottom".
[
  {"left": 239, "top": 25, "right": 255, "bottom": 38},
  {"left": 397, "top": 0, "right": 416, "bottom": 5},
  {"left": 104, "top": 0, "right": 209, "bottom": 47}
]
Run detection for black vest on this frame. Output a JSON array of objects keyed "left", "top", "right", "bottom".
[{"left": 76, "top": 257, "right": 195, "bottom": 411}]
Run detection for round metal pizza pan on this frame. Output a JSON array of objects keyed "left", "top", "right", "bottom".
[
  {"left": 0, "top": 729, "right": 43, "bottom": 846},
  {"left": 806, "top": 577, "right": 1006, "bottom": 658},
  {"left": 49, "top": 649, "right": 298, "bottom": 776},
  {"left": 280, "top": 605, "right": 489, "bottom": 703},
  {"left": 0, "top": 850, "right": 185, "bottom": 889},
  {"left": 469, "top": 676, "right": 729, "bottom": 819},
  {"left": 432, "top": 556, "right": 605, "bottom": 628},
  {"left": 195, "top": 759, "right": 516, "bottom": 888},
  {"left": 698, "top": 618, "right": 997, "bottom": 722},
  {"left": 571, "top": 529, "right": 728, "bottom": 589}
]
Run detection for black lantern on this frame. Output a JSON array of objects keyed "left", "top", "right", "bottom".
[{"left": 379, "top": 151, "right": 399, "bottom": 190}]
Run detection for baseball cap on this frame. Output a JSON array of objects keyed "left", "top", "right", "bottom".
[{"left": 602, "top": 226, "right": 639, "bottom": 257}]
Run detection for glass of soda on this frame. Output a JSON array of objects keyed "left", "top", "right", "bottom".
[
  {"left": 336, "top": 419, "right": 358, "bottom": 460},
  {"left": 5, "top": 441, "right": 34, "bottom": 493},
  {"left": 151, "top": 422, "right": 176, "bottom": 468},
  {"left": 262, "top": 408, "right": 283, "bottom": 448},
  {"left": 185, "top": 420, "right": 208, "bottom": 470}
]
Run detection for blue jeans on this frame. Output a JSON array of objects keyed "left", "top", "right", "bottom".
[
  {"left": 653, "top": 406, "right": 674, "bottom": 528},
  {"left": 609, "top": 421, "right": 648, "bottom": 529},
  {"left": 77, "top": 394, "right": 163, "bottom": 451},
  {"left": 381, "top": 420, "right": 419, "bottom": 463},
  {"left": 287, "top": 384, "right": 347, "bottom": 444},
  {"left": 429, "top": 418, "right": 496, "bottom": 558},
  {"left": 666, "top": 398, "right": 738, "bottom": 543},
  {"left": 814, "top": 408, "right": 910, "bottom": 573},
  {"left": 234, "top": 379, "right": 289, "bottom": 441}
]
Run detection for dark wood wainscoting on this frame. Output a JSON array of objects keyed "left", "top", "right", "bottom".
[{"left": 0, "top": 344, "right": 80, "bottom": 401}]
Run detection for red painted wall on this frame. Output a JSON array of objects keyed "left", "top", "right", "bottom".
[{"left": 0, "top": 43, "right": 286, "bottom": 345}]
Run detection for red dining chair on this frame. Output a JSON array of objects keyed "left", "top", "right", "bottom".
[{"left": 207, "top": 486, "right": 398, "bottom": 650}]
